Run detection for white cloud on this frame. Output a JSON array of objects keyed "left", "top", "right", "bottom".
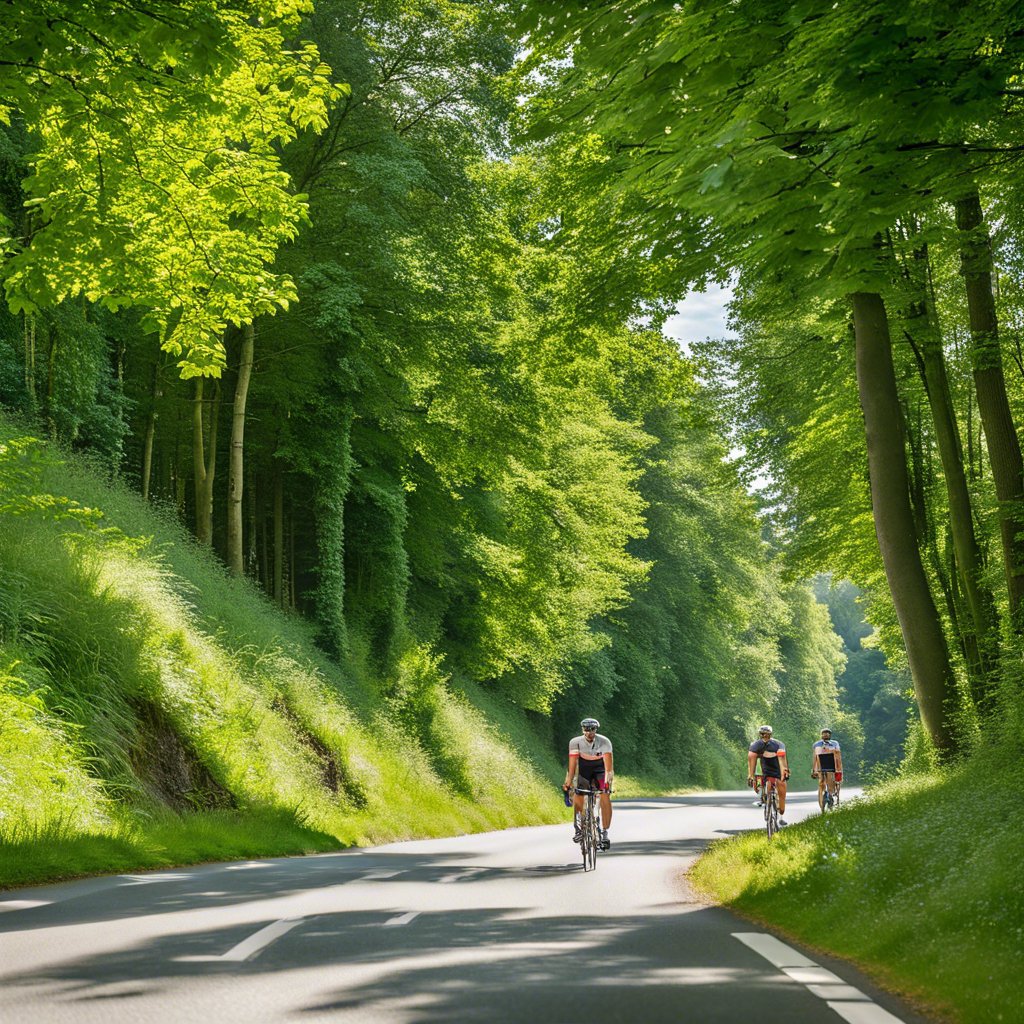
[{"left": 663, "top": 282, "right": 735, "bottom": 353}]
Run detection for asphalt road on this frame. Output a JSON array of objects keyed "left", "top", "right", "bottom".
[{"left": 0, "top": 789, "right": 937, "bottom": 1024}]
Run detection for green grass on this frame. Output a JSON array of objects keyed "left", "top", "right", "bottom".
[
  {"left": 0, "top": 420, "right": 573, "bottom": 888},
  {"left": 689, "top": 749, "right": 1024, "bottom": 1024}
]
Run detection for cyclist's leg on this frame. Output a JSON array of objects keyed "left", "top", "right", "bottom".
[
  {"left": 817, "top": 775, "right": 826, "bottom": 810},
  {"left": 777, "top": 776, "right": 787, "bottom": 814}
]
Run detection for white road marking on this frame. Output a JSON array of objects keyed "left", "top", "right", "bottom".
[
  {"left": 827, "top": 1004, "right": 908, "bottom": 1024},
  {"left": 733, "top": 934, "right": 907, "bottom": 1023},
  {"left": 808, "top": 984, "right": 871, "bottom": 1001},
  {"left": 439, "top": 867, "right": 485, "bottom": 883},
  {"left": 175, "top": 917, "right": 305, "bottom": 962},
  {"left": 360, "top": 870, "right": 399, "bottom": 881},
  {"left": 383, "top": 911, "right": 419, "bottom": 926},
  {"left": 119, "top": 874, "right": 192, "bottom": 885},
  {"left": 733, "top": 932, "right": 816, "bottom": 968},
  {"left": 0, "top": 900, "right": 51, "bottom": 912},
  {"left": 783, "top": 966, "right": 844, "bottom": 985},
  {"left": 224, "top": 861, "right": 273, "bottom": 871}
]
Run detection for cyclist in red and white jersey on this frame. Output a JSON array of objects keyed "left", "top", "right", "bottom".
[
  {"left": 563, "top": 717, "right": 614, "bottom": 850},
  {"left": 811, "top": 727, "right": 843, "bottom": 809}
]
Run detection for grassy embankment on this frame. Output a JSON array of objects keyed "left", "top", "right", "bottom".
[
  {"left": 0, "top": 417, "right": 576, "bottom": 888},
  {"left": 690, "top": 738, "right": 1024, "bottom": 1024}
]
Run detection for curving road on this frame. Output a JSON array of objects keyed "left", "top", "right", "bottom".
[{"left": 0, "top": 790, "right": 935, "bottom": 1023}]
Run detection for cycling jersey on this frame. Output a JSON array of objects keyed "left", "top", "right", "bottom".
[
  {"left": 813, "top": 739, "right": 841, "bottom": 772},
  {"left": 748, "top": 738, "right": 786, "bottom": 778},
  {"left": 569, "top": 733, "right": 613, "bottom": 761}
]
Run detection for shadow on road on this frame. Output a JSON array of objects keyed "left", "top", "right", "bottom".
[{"left": 5, "top": 905, "right": 825, "bottom": 1022}]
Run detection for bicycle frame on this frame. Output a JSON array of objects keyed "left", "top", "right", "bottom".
[
  {"left": 762, "top": 776, "right": 780, "bottom": 839},
  {"left": 575, "top": 784, "right": 603, "bottom": 871}
]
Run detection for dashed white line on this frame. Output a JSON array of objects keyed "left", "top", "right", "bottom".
[
  {"left": 827, "top": 1004, "right": 907, "bottom": 1024},
  {"left": 734, "top": 932, "right": 816, "bottom": 967},
  {"left": 733, "top": 934, "right": 906, "bottom": 1024},
  {"left": 0, "top": 900, "right": 50, "bottom": 913},
  {"left": 439, "top": 867, "right": 485, "bottom": 883},
  {"left": 384, "top": 911, "right": 419, "bottom": 926},
  {"left": 360, "top": 870, "right": 399, "bottom": 881},
  {"left": 175, "top": 917, "right": 305, "bottom": 962},
  {"left": 119, "top": 873, "right": 192, "bottom": 885}
]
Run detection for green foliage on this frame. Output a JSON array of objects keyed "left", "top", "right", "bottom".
[
  {"left": 0, "top": 412, "right": 571, "bottom": 885},
  {"left": 1, "top": 1, "right": 343, "bottom": 375}
]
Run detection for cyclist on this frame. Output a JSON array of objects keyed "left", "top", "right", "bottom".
[
  {"left": 563, "top": 717, "right": 614, "bottom": 850},
  {"left": 811, "top": 727, "right": 843, "bottom": 810},
  {"left": 747, "top": 725, "right": 789, "bottom": 825}
]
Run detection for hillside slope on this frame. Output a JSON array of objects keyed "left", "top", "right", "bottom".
[{"left": 0, "top": 419, "right": 570, "bottom": 888}]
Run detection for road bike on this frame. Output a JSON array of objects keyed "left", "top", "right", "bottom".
[
  {"left": 574, "top": 783, "right": 604, "bottom": 871},
  {"left": 816, "top": 770, "right": 841, "bottom": 813},
  {"left": 761, "top": 777, "right": 781, "bottom": 839}
]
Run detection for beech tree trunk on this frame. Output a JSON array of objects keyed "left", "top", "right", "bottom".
[
  {"left": 141, "top": 362, "right": 161, "bottom": 502},
  {"left": 227, "top": 322, "right": 255, "bottom": 575},
  {"left": 904, "top": 274, "right": 999, "bottom": 709},
  {"left": 955, "top": 191, "right": 1024, "bottom": 624},
  {"left": 191, "top": 377, "right": 220, "bottom": 546},
  {"left": 851, "top": 291, "right": 957, "bottom": 755},
  {"left": 274, "top": 464, "right": 284, "bottom": 607}
]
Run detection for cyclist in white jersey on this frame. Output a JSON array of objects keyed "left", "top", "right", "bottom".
[
  {"left": 563, "top": 717, "right": 614, "bottom": 850},
  {"left": 811, "top": 728, "right": 843, "bottom": 809}
]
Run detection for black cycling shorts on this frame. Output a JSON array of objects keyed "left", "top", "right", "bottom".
[{"left": 576, "top": 758, "right": 606, "bottom": 792}]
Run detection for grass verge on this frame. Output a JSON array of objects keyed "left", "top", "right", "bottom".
[{"left": 689, "top": 757, "right": 1024, "bottom": 1024}]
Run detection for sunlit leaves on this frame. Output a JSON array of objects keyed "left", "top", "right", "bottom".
[{"left": 0, "top": 1, "right": 344, "bottom": 376}]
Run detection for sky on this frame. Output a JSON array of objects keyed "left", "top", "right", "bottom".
[{"left": 662, "top": 281, "right": 735, "bottom": 353}]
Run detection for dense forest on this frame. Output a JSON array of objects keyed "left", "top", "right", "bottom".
[{"left": 17, "top": 0, "right": 1024, "bottom": 817}]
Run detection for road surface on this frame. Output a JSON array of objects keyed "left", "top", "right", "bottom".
[{"left": 0, "top": 790, "right": 935, "bottom": 1023}]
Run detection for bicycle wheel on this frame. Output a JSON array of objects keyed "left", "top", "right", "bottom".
[
  {"left": 584, "top": 796, "right": 599, "bottom": 871},
  {"left": 765, "top": 787, "right": 779, "bottom": 839}
]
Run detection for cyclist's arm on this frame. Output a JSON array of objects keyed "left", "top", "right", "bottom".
[
  {"left": 564, "top": 752, "right": 578, "bottom": 789},
  {"left": 835, "top": 750, "right": 843, "bottom": 772},
  {"left": 747, "top": 750, "right": 757, "bottom": 779},
  {"left": 603, "top": 751, "right": 614, "bottom": 785},
  {"left": 779, "top": 751, "right": 790, "bottom": 779}
]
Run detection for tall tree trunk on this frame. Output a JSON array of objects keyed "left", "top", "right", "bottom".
[
  {"left": 851, "top": 291, "right": 957, "bottom": 755},
  {"left": 141, "top": 362, "right": 161, "bottom": 502},
  {"left": 192, "top": 377, "right": 220, "bottom": 545},
  {"left": 313, "top": 403, "right": 354, "bottom": 656},
  {"left": 274, "top": 464, "right": 284, "bottom": 607},
  {"left": 227, "top": 322, "right": 255, "bottom": 575},
  {"left": 955, "top": 190, "right": 1024, "bottom": 624},
  {"left": 902, "top": 258, "right": 999, "bottom": 709},
  {"left": 23, "top": 313, "right": 36, "bottom": 412},
  {"left": 288, "top": 506, "right": 296, "bottom": 610}
]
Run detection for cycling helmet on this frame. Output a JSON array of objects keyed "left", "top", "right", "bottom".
[
  {"left": 757, "top": 724, "right": 773, "bottom": 736},
  {"left": 820, "top": 727, "right": 833, "bottom": 737},
  {"left": 581, "top": 717, "right": 600, "bottom": 731}
]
